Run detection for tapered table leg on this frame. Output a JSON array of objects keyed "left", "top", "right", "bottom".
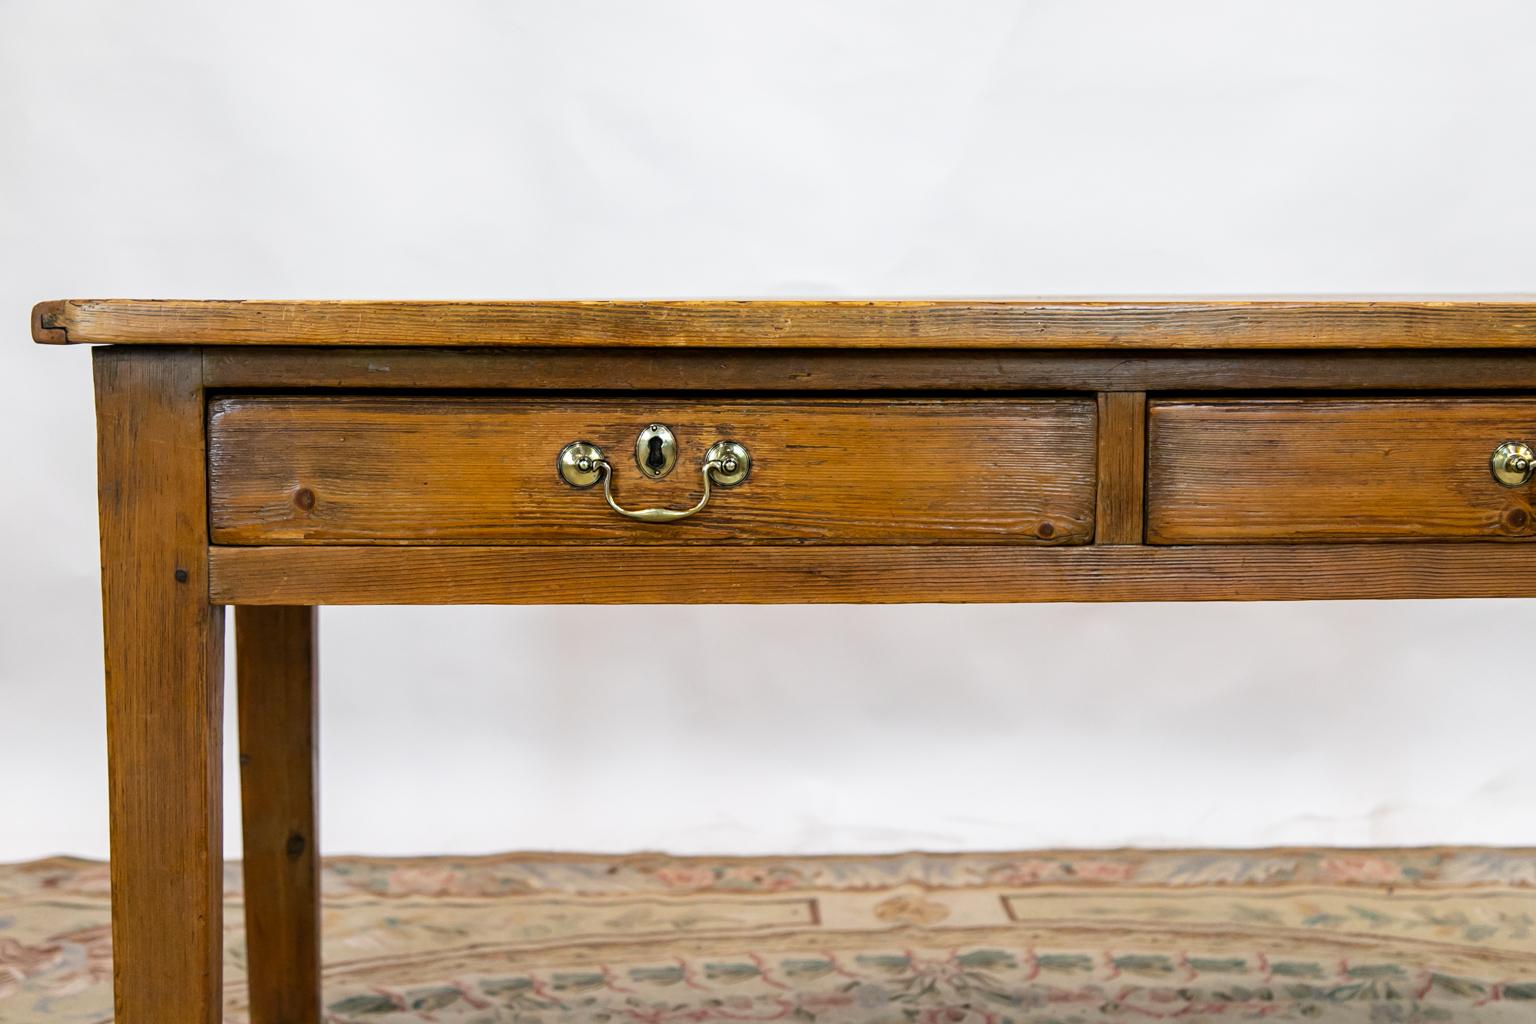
[
  {"left": 237, "top": 605, "right": 321, "bottom": 1024},
  {"left": 95, "top": 347, "right": 226, "bottom": 1023}
]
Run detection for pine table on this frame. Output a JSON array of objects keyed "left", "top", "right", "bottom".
[{"left": 34, "top": 296, "right": 1536, "bottom": 1022}]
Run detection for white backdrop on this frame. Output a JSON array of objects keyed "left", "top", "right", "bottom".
[{"left": 3, "top": 0, "right": 1535, "bottom": 861}]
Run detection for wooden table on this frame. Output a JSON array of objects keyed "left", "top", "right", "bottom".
[{"left": 34, "top": 297, "right": 1536, "bottom": 1023}]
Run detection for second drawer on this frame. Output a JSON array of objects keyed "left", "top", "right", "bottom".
[
  {"left": 1148, "top": 397, "right": 1536, "bottom": 542},
  {"left": 208, "top": 396, "right": 1098, "bottom": 544}
]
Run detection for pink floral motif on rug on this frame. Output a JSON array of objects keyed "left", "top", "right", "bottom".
[{"left": 2, "top": 848, "right": 1535, "bottom": 1022}]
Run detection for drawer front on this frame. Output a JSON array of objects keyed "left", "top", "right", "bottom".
[
  {"left": 1148, "top": 398, "right": 1536, "bottom": 542},
  {"left": 209, "top": 397, "right": 1097, "bottom": 544}
]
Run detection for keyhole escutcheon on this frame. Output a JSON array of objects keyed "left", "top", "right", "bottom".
[{"left": 634, "top": 423, "right": 679, "bottom": 479}]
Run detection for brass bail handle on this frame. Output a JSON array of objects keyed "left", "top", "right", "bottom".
[
  {"left": 558, "top": 438, "right": 751, "bottom": 522},
  {"left": 1491, "top": 441, "right": 1536, "bottom": 488}
]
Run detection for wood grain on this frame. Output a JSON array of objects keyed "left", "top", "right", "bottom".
[
  {"left": 208, "top": 543, "right": 1536, "bottom": 604},
  {"left": 200, "top": 347, "right": 1536, "bottom": 393},
  {"left": 93, "top": 347, "right": 224, "bottom": 1024},
  {"left": 208, "top": 397, "right": 1098, "bottom": 545},
  {"left": 33, "top": 297, "right": 1536, "bottom": 349},
  {"left": 1148, "top": 399, "right": 1536, "bottom": 542},
  {"left": 1095, "top": 393, "right": 1147, "bottom": 544},
  {"left": 236, "top": 606, "right": 320, "bottom": 1024},
  {"left": 55, "top": 299, "right": 1536, "bottom": 1020}
]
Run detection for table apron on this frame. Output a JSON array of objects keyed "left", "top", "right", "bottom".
[{"left": 209, "top": 543, "right": 1536, "bottom": 605}]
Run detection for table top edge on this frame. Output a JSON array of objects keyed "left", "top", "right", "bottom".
[{"left": 34, "top": 296, "right": 1536, "bottom": 349}]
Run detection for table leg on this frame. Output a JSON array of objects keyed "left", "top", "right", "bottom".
[
  {"left": 237, "top": 605, "right": 321, "bottom": 1024},
  {"left": 94, "top": 348, "right": 226, "bottom": 1023}
]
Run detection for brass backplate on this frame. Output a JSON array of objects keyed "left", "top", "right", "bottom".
[
  {"left": 557, "top": 441, "right": 605, "bottom": 488},
  {"left": 1491, "top": 440, "right": 1535, "bottom": 488},
  {"left": 705, "top": 440, "right": 751, "bottom": 486}
]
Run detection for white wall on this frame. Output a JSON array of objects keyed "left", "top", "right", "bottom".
[{"left": 2, "top": 0, "right": 1535, "bottom": 861}]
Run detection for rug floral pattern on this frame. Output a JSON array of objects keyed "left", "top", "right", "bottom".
[{"left": 2, "top": 848, "right": 1534, "bottom": 1022}]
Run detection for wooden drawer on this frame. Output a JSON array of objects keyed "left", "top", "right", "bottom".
[
  {"left": 1147, "top": 398, "right": 1536, "bottom": 542},
  {"left": 208, "top": 397, "right": 1097, "bottom": 544}
]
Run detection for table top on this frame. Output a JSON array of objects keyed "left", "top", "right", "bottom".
[{"left": 32, "top": 297, "right": 1536, "bottom": 349}]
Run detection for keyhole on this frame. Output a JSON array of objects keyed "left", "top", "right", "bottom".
[{"left": 646, "top": 435, "right": 667, "bottom": 473}]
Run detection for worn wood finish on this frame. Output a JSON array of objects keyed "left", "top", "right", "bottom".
[
  {"left": 209, "top": 542, "right": 1536, "bottom": 604},
  {"left": 236, "top": 606, "right": 320, "bottom": 1024},
  {"left": 93, "top": 347, "right": 225, "bottom": 1024},
  {"left": 201, "top": 346, "right": 1536, "bottom": 393},
  {"left": 208, "top": 397, "right": 1098, "bottom": 545},
  {"left": 1095, "top": 393, "right": 1147, "bottom": 544},
  {"left": 35, "top": 297, "right": 1536, "bottom": 349},
  {"left": 1148, "top": 398, "right": 1536, "bottom": 543},
  {"left": 46, "top": 297, "right": 1536, "bottom": 1018}
]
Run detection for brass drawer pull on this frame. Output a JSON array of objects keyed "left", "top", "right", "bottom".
[
  {"left": 558, "top": 438, "right": 751, "bottom": 522},
  {"left": 1491, "top": 441, "right": 1536, "bottom": 487}
]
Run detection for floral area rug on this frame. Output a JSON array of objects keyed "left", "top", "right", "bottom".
[{"left": 2, "top": 848, "right": 1535, "bottom": 1023}]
